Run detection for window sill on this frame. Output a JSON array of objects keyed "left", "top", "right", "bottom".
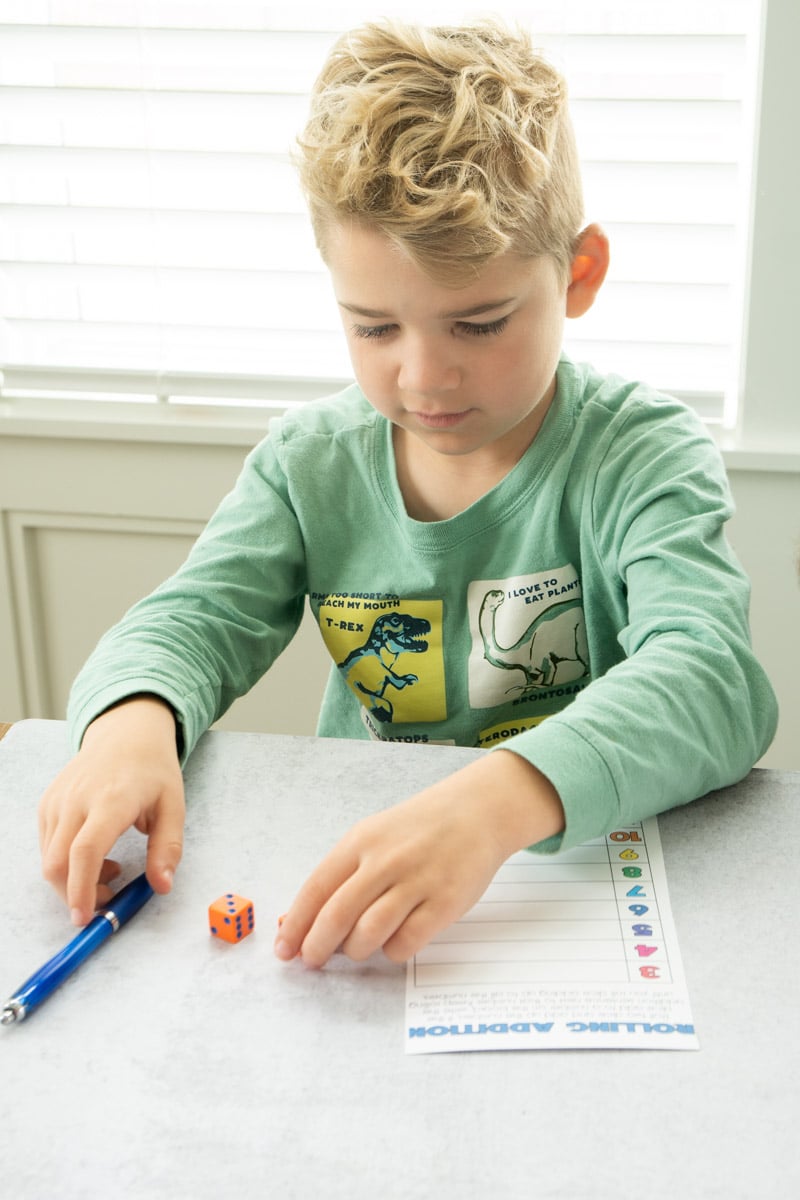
[
  {"left": 713, "top": 429, "right": 800, "bottom": 474},
  {"left": 0, "top": 396, "right": 279, "bottom": 446}
]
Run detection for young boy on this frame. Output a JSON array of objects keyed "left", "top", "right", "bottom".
[{"left": 38, "top": 20, "right": 777, "bottom": 968}]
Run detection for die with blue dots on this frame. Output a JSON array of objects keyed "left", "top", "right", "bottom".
[{"left": 208, "top": 892, "right": 255, "bottom": 943}]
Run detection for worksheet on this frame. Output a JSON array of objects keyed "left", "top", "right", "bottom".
[{"left": 405, "top": 818, "right": 697, "bottom": 1052}]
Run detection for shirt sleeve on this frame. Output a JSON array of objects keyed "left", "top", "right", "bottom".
[
  {"left": 497, "top": 393, "right": 778, "bottom": 852},
  {"left": 67, "top": 433, "right": 307, "bottom": 762}
]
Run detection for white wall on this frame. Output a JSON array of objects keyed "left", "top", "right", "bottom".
[
  {"left": 726, "top": 466, "right": 799, "bottom": 769},
  {"left": 0, "top": 423, "right": 330, "bottom": 741},
  {"left": 1, "top": 422, "right": 797, "bottom": 768}
]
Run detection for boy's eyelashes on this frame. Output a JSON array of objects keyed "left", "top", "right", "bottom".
[
  {"left": 350, "top": 323, "right": 394, "bottom": 340},
  {"left": 460, "top": 316, "right": 510, "bottom": 338},
  {"left": 350, "top": 315, "right": 511, "bottom": 341}
]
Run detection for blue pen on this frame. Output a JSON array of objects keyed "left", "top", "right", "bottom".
[{"left": 1, "top": 873, "right": 154, "bottom": 1025}]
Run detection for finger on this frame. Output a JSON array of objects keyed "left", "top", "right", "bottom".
[
  {"left": 40, "top": 807, "right": 88, "bottom": 905},
  {"left": 278, "top": 859, "right": 376, "bottom": 969},
  {"left": 298, "top": 868, "right": 397, "bottom": 969},
  {"left": 144, "top": 786, "right": 185, "bottom": 894},
  {"left": 380, "top": 900, "right": 444, "bottom": 964},
  {"left": 275, "top": 847, "right": 362, "bottom": 965},
  {"left": 38, "top": 777, "right": 73, "bottom": 864},
  {"left": 66, "top": 813, "right": 130, "bottom": 926},
  {"left": 88, "top": 859, "right": 124, "bottom": 912},
  {"left": 340, "top": 886, "right": 419, "bottom": 963},
  {"left": 40, "top": 791, "right": 123, "bottom": 913},
  {"left": 38, "top": 794, "right": 55, "bottom": 855}
]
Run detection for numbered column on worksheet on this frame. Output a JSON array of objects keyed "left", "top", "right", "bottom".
[
  {"left": 412, "top": 824, "right": 671, "bottom": 987},
  {"left": 609, "top": 827, "right": 671, "bottom": 984}
]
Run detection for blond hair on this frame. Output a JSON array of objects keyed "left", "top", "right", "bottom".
[{"left": 296, "top": 20, "right": 584, "bottom": 285}]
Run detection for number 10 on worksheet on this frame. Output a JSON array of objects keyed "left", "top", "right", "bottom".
[{"left": 405, "top": 817, "right": 698, "bottom": 1053}]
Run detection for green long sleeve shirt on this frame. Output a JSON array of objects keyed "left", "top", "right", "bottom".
[{"left": 68, "top": 356, "right": 778, "bottom": 851}]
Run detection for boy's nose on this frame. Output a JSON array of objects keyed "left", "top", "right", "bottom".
[{"left": 397, "top": 340, "right": 460, "bottom": 395}]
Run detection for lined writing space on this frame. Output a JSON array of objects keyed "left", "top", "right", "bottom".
[
  {"left": 426, "top": 919, "right": 663, "bottom": 944},
  {"left": 415, "top": 846, "right": 630, "bottom": 987},
  {"left": 474, "top": 849, "right": 616, "bottom": 908},
  {"left": 413, "top": 961, "right": 632, "bottom": 986},
  {"left": 479, "top": 882, "right": 617, "bottom": 903},
  {"left": 406, "top": 817, "right": 696, "bottom": 1051},
  {"left": 416, "top": 926, "right": 633, "bottom": 986},
  {"left": 457, "top": 900, "right": 620, "bottom": 923}
]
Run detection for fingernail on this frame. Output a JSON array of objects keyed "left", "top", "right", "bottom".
[
  {"left": 162, "top": 868, "right": 174, "bottom": 888},
  {"left": 274, "top": 938, "right": 294, "bottom": 961},
  {"left": 70, "top": 908, "right": 84, "bottom": 927}
]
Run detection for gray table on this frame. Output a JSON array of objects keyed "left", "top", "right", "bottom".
[{"left": 0, "top": 719, "right": 797, "bottom": 1199}]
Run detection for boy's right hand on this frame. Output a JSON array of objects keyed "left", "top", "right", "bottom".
[{"left": 38, "top": 696, "right": 185, "bottom": 926}]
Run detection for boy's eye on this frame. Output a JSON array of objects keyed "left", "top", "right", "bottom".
[
  {"left": 352, "top": 323, "right": 394, "bottom": 340},
  {"left": 458, "top": 316, "right": 510, "bottom": 337},
  {"left": 350, "top": 315, "right": 510, "bottom": 340}
]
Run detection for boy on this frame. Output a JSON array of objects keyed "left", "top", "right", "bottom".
[{"left": 38, "top": 21, "right": 776, "bottom": 968}]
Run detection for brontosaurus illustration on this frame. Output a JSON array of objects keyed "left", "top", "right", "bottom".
[
  {"left": 478, "top": 588, "right": 588, "bottom": 695},
  {"left": 337, "top": 612, "right": 431, "bottom": 723}
]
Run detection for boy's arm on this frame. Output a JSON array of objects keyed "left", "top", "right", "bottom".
[
  {"left": 66, "top": 434, "right": 307, "bottom": 761},
  {"left": 43, "top": 436, "right": 306, "bottom": 919},
  {"left": 275, "top": 749, "right": 563, "bottom": 967},
  {"left": 482, "top": 396, "right": 778, "bottom": 853},
  {"left": 39, "top": 696, "right": 185, "bottom": 925}
]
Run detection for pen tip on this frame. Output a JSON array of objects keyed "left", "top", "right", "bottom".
[{"left": 1, "top": 1006, "right": 17, "bottom": 1026}]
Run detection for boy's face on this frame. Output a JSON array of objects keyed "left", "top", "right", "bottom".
[{"left": 326, "top": 222, "right": 568, "bottom": 468}]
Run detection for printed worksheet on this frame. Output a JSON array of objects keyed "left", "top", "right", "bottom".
[{"left": 405, "top": 818, "right": 697, "bottom": 1052}]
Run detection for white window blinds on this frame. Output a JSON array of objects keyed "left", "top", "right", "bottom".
[{"left": 0, "top": 1, "right": 762, "bottom": 422}]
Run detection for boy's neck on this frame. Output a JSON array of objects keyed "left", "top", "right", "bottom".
[{"left": 392, "top": 424, "right": 537, "bottom": 522}]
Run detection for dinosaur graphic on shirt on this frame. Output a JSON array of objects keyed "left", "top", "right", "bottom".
[
  {"left": 478, "top": 588, "right": 588, "bottom": 695},
  {"left": 337, "top": 611, "right": 431, "bottom": 723}
]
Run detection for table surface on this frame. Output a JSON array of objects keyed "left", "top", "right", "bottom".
[{"left": 0, "top": 719, "right": 797, "bottom": 1200}]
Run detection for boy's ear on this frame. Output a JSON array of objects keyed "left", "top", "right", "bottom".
[{"left": 566, "top": 224, "right": 610, "bottom": 318}]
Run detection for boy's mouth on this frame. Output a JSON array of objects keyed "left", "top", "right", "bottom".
[{"left": 411, "top": 409, "right": 473, "bottom": 430}]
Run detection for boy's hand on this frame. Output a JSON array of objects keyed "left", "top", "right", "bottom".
[
  {"left": 275, "top": 750, "right": 564, "bottom": 968},
  {"left": 38, "top": 696, "right": 185, "bottom": 926}
]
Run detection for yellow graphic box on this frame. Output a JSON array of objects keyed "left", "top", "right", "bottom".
[{"left": 318, "top": 597, "right": 446, "bottom": 725}]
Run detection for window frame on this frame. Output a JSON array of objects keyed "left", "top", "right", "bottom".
[
  {"left": 722, "top": 0, "right": 797, "bottom": 463},
  {"left": 0, "top": 1, "right": 796, "bottom": 469}
]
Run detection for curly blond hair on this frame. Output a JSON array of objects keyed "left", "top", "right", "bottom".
[{"left": 296, "top": 20, "right": 584, "bottom": 285}]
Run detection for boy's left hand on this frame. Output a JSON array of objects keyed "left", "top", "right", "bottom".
[{"left": 274, "top": 750, "right": 564, "bottom": 968}]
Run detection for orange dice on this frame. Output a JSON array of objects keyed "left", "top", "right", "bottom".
[{"left": 209, "top": 892, "right": 255, "bottom": 943}]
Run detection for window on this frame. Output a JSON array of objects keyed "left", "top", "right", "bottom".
[{"left": 0, "top": 1, "right": 764, "bottom": 426}]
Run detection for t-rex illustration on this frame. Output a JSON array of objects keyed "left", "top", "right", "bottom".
[
  {"left": 478, "top": 588, "right": 588, "bottom": 696},
  {"left": 337, "top": 612, "right": 431, "bottom": 723}
]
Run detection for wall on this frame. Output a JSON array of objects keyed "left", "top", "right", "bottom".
[
  {"left": 1, "top": 420, "right": 797, "bottom": 768},
  {"left": 726, "top": 466, "right": 799, "bottom": 768},
  {"left": 0, "top": 422, "right": 330, "bottom": 743}
]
